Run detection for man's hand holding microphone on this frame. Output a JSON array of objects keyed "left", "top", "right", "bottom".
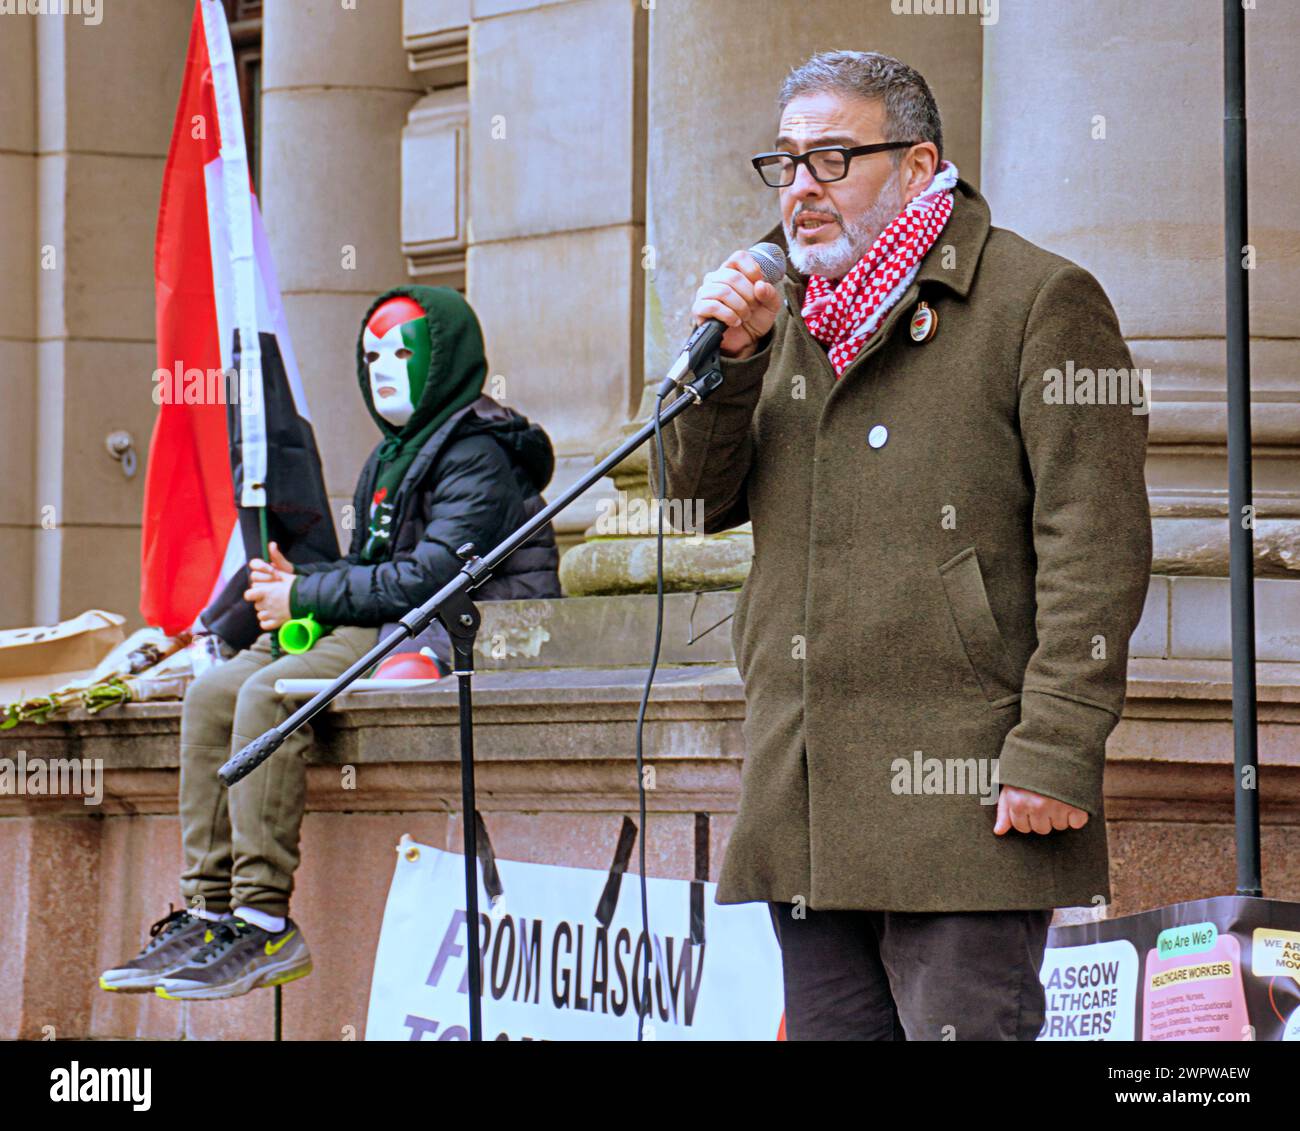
[
  {"left": 690, "top": 246, "right": 785, "bottom": 361},
  {"left": 658, "top": 242, "right": 786, "bottom": 398}
]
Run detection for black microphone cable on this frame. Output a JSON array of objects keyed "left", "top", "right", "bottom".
[
  {"left": 629, "top": 383, "right": 672, "bottom": 1041},
  {"left": 630, "top": 241, "right": 785, "bottom": 1042}
]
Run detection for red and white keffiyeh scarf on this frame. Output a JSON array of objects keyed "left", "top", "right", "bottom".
[{"left": 801, "top": 160, "right": 959, "bottom": 377}]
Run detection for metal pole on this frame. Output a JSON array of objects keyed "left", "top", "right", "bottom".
[
  {"left": 451, "top": 630, "right": 483, "bottom": 1042},
  {"left": 1223, "top": 0, "right": 1261, "bottom": 896}
]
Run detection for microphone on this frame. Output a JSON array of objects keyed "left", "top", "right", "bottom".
[{"left": 658, "top": 242, "right": 786, "bottom": 397}]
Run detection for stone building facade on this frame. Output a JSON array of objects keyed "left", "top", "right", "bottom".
[{"left": 1, "top": 0, "right": 1298, "bottom": 1039}]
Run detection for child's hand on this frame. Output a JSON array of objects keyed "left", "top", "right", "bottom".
[
  {"left": 248, "top": 541, "right": 295, "bottom": 585},
  {"left": 243, "top": 573, "right": 295, "bottom": 630}
]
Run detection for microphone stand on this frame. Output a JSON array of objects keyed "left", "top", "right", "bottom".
[{"left": 218, "top": 348, "right": 727, "bottom": 1042}]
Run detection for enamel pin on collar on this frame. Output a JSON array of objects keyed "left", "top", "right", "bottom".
[{"left": 909, "top": 301, "right": 938, "bottom": 344}]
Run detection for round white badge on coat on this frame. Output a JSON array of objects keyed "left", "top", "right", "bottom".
[{"left": 868, "top": 424, "right": 888, "bottom": 448}]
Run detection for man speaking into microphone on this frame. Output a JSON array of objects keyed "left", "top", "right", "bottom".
[{"left": 652, "top": 50, "right": 1151, "bottom": 1040}]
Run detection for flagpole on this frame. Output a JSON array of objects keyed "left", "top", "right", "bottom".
[{"left": 202, "top": 0, "right": 281, "bottom": 659}]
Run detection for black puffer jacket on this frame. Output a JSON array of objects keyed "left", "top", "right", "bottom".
[{"left": 291, "top": 393, "right": 562, "bottom": 664}]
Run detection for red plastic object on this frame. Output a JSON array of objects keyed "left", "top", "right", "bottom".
[{"left": 373, "top": 652, "right": 441, "bottom": 681}]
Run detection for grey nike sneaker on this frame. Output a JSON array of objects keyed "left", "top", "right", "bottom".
[
  {"left": 99, "top": 906, "right": 211, "bottom": 993},
  {"left": 155, "top": 917, "right": 312, "bottom": 1001}
]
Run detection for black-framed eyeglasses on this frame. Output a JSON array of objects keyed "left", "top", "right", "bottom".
[{"left": 750, "top": 142, "right": 919, "bottom": 188}]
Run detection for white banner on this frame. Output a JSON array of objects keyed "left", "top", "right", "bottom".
[{"left": 365, "top": 840, "right": 784, "bottom": 1041}]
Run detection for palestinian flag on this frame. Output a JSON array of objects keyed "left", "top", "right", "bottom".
[{"left": 141, "top": 0, "right": 337, "bottom": 650}]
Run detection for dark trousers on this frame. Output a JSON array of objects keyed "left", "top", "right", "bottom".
[{"left": 769, "top": 902, "right": 1053, "bottom": 1041}]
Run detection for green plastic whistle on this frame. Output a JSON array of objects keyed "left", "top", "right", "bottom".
[{"left": 278, "top": 613, "right": 330, "bottom": 654}]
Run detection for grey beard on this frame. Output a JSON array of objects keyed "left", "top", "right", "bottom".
[{"left": 787, "top": 178, "right": 906, "bottom": 280}]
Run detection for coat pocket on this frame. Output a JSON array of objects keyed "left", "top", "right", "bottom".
[{"left": 937, "top": 547, "right": 1021, "bottom": 709}]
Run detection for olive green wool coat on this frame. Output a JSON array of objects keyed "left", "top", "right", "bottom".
[{"left": 653, "top": 178, "right": 1152, "bottom": 912}]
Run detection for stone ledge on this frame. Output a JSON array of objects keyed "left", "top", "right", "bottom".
[
  {"left": 1, "top": 664, "right": 745, "bottom": 767},
  {"left": 5, "top": 655, "right": 1298, "bottom": 760},
  {"left": 1126, "top": 657, "right": 1300, "bottom": 704},
  {"left": 2, "top": 657, "right": 1297, "bottom": 823},
  {"left": 460, "top": 593, "right": 740, "bottom": 667}
]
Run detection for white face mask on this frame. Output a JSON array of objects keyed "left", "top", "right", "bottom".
[{"left": 363, "top": 322, "right": 417, "bottom": 427}]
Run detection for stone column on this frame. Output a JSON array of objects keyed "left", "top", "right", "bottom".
[
  {"left": 14, "top": 1, "right": 195, "bottom": 629},
  {"left": 463, "top": 0, "right": 648, "bottom": 561},
  {"left": 982, "top": 1, "right": 1300, "bottom": 661},
  {"left": 261, "top": 0, "right": 424, "bottom": 537},
  {"left": 561, "top": 0, "right": 985, "bottom": 594},
  {"left": 0, "top": 16, "right": 37, "bottom": 628}
]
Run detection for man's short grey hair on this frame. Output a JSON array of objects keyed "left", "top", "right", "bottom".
[{"left": 778, "top": 50, "right": 944, "bottom": 166}]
